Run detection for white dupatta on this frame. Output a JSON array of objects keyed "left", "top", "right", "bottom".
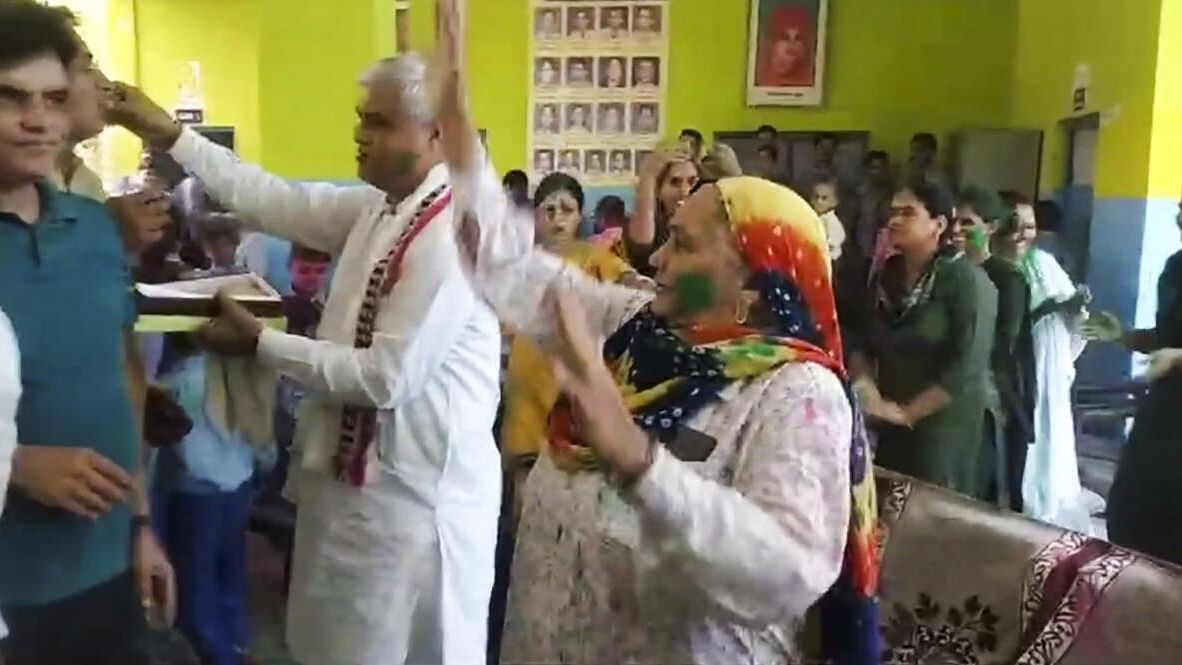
[{"left": 1021, "top": 248, "right": 1091, "bottom": 531}]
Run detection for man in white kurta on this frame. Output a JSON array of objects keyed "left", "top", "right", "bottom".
[
  {"left": 110, "top": 55, "right": 502, "bottom": 665},
  {"left": 0, "top": 309, "right": 20, "bottom": 643}
]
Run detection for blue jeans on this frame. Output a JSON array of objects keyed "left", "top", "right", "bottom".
[{"left": 153, "top": 481, "right": 252, "bottom": 665}]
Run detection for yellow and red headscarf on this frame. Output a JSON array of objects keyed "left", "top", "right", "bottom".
[{"left": 717, "top": 176, "right": 879, "bottom": 603}]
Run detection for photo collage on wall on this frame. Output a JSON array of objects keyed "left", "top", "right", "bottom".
[{"left": 530, "top": 1, "right": 670, "bottom": 185}]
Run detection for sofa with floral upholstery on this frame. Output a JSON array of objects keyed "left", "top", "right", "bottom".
[{"left": 873, "top": 468, "right": 1182, "bottom": 665}]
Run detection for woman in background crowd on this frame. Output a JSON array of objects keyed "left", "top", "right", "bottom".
[
  {"left": 951, "top": 186, "right": 1035, "bottom": 509},
  {"left": 1003, "top": 193, "right": 1092, "bottom": 531},
  {"left": 1090, "top": 199, "right": 1182, "bottom": 563},
  {"left": 195, "top": 213, "right": 243, "bottom": 273},
  {"left": 849, "top": 182, "right": 997, "bottom": 499},
  {"left": 625, "top": 148, "right": 700, "bottom": 276},
  {"left": 698, "top": 143, "right": 743, "bottom": 184}
]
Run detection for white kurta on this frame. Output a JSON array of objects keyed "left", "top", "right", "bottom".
[
  {"left": 0, "top": 309, "right": 20, "bottom": 641},
  {"left": 1022, "top": 248, "right": 1090, "bottom": 532},
  {"left": 169, "top": 130, "right": 502, "bottom": 665}
]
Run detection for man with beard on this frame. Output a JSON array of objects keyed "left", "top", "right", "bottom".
[{"left": 110, "top": 47, "right": 502, "bottom": 665}]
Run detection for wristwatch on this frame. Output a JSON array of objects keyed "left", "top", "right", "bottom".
[{"left": 131, "top": 514, "right": 151, "bottom": 531}]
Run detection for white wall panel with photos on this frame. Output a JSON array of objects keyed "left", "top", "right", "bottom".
[{"left": 529, "top": 0, "right": 669, "bottom": 186}]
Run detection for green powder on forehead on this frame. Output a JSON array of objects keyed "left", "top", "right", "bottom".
[{"left": 672, "top": 272, "right": 716, "bottom": 317}]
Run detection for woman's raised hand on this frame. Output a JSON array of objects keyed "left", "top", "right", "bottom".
[
  {"left": 639, "top": 146, "right": 691, "bottom": 183},
  {"left": 702, "top": 143, "right": 742, "bottom": 179}
]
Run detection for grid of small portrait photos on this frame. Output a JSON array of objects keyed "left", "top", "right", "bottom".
[{"left": 530, "top": 1, "right": 668, "bottom": 185}]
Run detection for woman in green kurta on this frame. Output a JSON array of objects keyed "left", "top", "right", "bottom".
[
  {"left": 850, "top": 182, "right": 998, "bottom": 499},
  {"left": 951, "top": 186, "right": 1037, "bottom": 510}
]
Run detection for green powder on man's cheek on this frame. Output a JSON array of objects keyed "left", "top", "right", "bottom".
[
  {"left": 390, "top": 150, "right": 419, "bottom": 175},
  {"left": 672, "top": 272, "right": 716, "bottom": 317}
]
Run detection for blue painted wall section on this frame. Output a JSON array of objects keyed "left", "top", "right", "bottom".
[{"left": 1078, "top": 197, "right": 1146, "bottom": 384}]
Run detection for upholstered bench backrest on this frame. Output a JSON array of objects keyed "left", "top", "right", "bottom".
[{"left": 874, "top": 468, "right": 1182, "bottom": 665}]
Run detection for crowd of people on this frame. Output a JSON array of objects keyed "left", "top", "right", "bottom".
[{"left": 1, "top": 1, "right": 1182, "bottom": 664}]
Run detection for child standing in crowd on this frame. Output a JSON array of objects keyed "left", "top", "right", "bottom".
[
  {"left": 153, "top": 334, "right": 255, "bottom": 665},
  {"left": 284, "top": 244, "right": 332, "bottom": 337},
  {"left": 678, "top": 127, "right": 704, "bottom": 162},
  {"left": 197, "top": 214, "right": 242, "bottom": 272},
  {"left": 811, "top": 177, "right": 848, "bottom": 261},
  {"left": 268, "top": 245, "right": 333, "bottom": 497},
  {"left": 588, "top": 194, "right": 627, "bottom": 250},
  {"left": 502, "top": 169, "right": 530, "bottom": 208}
]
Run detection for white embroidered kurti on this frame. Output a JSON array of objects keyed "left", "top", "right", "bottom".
[
  {"left": 169, "top": 130, "right": 502, "bottom": 665},
  {"left": 453, "top": 162, "right": 852, "bottom": 664},
  {"left": 1022, "top": 248, "right": 1091, "bottom": 532},
  {"left": 0, "top": 309, "right": 20, "bottom": 641}
]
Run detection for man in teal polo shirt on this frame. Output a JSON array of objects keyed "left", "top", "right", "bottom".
[{"left": 0, "top": 3, "right": 173, "bottom": 663}]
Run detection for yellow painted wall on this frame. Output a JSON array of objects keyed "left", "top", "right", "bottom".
[
  {"left": 410, "top": 0, "right": 1017, "bottom": 174},
  {"left": 106, "top": 0, "right": 396, "bottom": 180},
  {"left": 103, "top": 0, "right": 1178, "bottom": 196},
  {"left": 134, "top": 0, "right": 262, "bottom": 165},
  {"left": 256, "top": 0, "right": 395, "bottom": 178},
  {"left": 1010, "top": 0, "right": 1163, "bottom": 198},
  {"left": 1148, "top": 0, "right": 1182, "bottom": 199},
  {"left": 666, "top": 0, "right": 1016, "bottom": 166}
]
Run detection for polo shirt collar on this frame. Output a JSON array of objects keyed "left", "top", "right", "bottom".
[
  {"left": 0, "top": 180, "right": 78, "bottom": 227},
  {"left": 35, "top": 179, "right": 78, "bottom": 224}
]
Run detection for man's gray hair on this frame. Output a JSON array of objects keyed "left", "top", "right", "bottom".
[{"left": 358, "top": 53, "right": 433, "bottom": 122}]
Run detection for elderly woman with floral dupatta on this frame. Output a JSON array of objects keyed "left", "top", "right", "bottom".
[{"left": 435, "top": 5, "right": 879, "bottom": 663}]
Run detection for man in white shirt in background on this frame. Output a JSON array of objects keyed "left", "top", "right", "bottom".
[
  {"left": 0, "top": 310, "right": 19, "bottom": 646},
  {"left": 47, "top": 5, "right": 170, "bottom": 248},
  {"left": 110, "top": 47, "right": 502, "bottom": 665}
]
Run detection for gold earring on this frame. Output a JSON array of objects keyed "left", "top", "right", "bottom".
[{"left": 734, "top": 300, "right": 749, "bottom": 325}]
